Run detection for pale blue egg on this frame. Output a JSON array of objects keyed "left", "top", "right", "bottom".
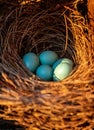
[
  {"left": 23, "top": 52, "right": 39, "bottom": 72},
  {"left": 61, "top": 58, "right": 73, "bottom": 66},
  {"left": 39, "top": 50, "right": 58, "bottom": 65},
  {"left": 53, "top": 74, "right": 60, "bottom": 81},
  {"left": 52, "top": 58, "right": 73, "bottom": 70},
  {"left": 53, "top": 63, "right": 72, "bottom": 81},
  {"left": 36, "top": 65, "right": 53, "bottom": 81}
]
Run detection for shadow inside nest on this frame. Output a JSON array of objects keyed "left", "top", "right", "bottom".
[{"left": 0, "top": 119, "right": 24, "bottom": 130}]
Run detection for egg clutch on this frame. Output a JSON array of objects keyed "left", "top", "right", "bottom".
[{"left": 23, "top": 50, "right": 73, "bottom": 81}]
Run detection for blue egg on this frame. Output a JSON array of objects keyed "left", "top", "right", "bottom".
[
  {"left": 52, "top": 59, "right": 62, "bottom": 69},
  {"left": 39, "top": 50, "right": 58, "bottom": 65},
  {"left": 23, "top": 52, "right": 39, "bottom": 72},
  {"left": 36, "top": 65, "right": 53, "bottom": 81}
]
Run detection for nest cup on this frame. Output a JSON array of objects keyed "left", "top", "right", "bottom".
[
  {"left": 1, "top": 4, "right": 76, "bottom": 82},
  {"left": 0, "top": 2, "right": 94, "bottom": 130}
]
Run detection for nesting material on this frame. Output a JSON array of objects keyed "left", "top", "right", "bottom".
[{"left": 0, "top": 0, "right": 94, "bottom": 129}]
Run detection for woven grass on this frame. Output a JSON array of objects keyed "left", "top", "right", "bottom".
[{"left": 0, "top": 0, "right": 94, "bottom": 130}]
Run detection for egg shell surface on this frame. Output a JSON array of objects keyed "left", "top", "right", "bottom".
[
  {"left": 53, "top": 58, "right": 73, "bottom": 70},
  {"left": 61, "top": 58, "right": 73, "bottom": 66},
  {"left": 23, "top": 52, "right": 39, "bottom": 72},
  {"left": 39, "top": 50, "right": 58, "bottom": 65},
  {"left": 53, "top": 63, "right": 72, "bottom": 81},
  {"left": 36, "top": 64, "right": 53, "bottom": 81},
  {"left": 52, "top": 59, "right": 62, "bottom": 69}
]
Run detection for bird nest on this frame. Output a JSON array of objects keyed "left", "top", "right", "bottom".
[{"left": 0, "top": 1, "right": 94, "bottom": 130}]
